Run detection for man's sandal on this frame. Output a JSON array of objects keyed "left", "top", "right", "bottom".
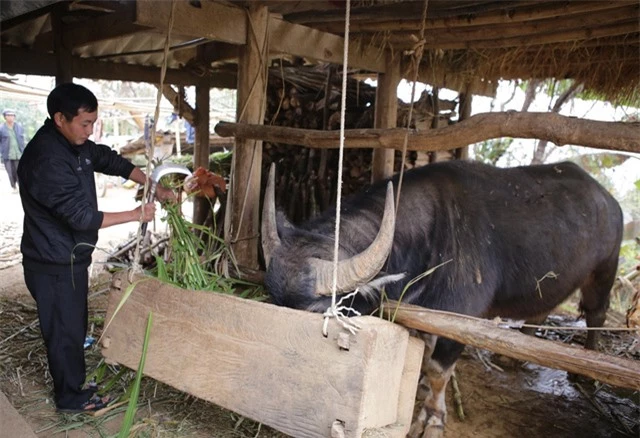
[
  {"left": 56, "top": 394, "right": 113, "bottom": 414},
  {"left": 85, "top": 380, "right": 99, "bottom": 393}
]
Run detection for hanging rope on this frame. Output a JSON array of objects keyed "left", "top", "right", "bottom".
[
  {"left": 395, "top": 0, "right": 429, "bottom": 213},
  {"left": 323, "top": 0, "right": 430, "bottom": 335},
  {"left": 130, "top": 0, "right": 176, "bottom": 279},
  {"left": 323, "top": 0, "right": 353, "bottom": 337}
]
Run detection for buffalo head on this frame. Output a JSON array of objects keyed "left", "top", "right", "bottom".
[{"left": 261, "top": 164, "right": 400, "bottom": 312}]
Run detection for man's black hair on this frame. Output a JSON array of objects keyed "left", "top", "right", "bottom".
[{"left": 47, "top": 83, "right": 98, "bottom": 120}]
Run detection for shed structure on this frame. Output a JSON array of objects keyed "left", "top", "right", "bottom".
[
  {"left": 1, "top": 0, "right": 638, "bottom": 269},
  {"left": 1, "top": 3, "right": 639, "bottom": 434}
]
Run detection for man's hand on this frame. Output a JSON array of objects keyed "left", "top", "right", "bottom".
[
  {"left": 136, "top": 202, "right": 156, "bottom": 222},
  {"left": 155, "top": 185, "right": 177, "bottom": 203}
]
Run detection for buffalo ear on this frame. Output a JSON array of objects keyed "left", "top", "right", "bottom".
[{"left": 358, "top": 272, "right": 407, "bottom": 299}]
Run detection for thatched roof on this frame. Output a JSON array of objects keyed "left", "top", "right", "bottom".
[{"left": 0, "top": 0, "right": 638, "bottom": 103}]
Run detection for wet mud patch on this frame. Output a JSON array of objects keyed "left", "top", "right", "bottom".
[{"left": 445, "top": 312, "right": 639, "bottom": 438}]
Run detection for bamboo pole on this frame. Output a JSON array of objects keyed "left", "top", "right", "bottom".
[
  {"left": 215, "top": 112, "right": 640, "bottom": 154},
  {"left": 383, "top": 302, "right": 640, "bottom": 391}
]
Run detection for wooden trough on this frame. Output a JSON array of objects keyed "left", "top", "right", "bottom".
[{"left": 101, "top": 272, "right": 424, "bottom": 437}]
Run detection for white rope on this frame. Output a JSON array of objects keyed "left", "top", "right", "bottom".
[
  {"left": 322, "top": 291, "right": 363, "bottom": 336},
  {"left": 395, "top": 0, "right": 429, "bottom": 213},
  {"left": 323, "top": 0, "right": 354, "bottom": 337}
]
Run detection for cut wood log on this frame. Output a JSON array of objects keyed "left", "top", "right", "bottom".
[
  {"left": 101, "top": 272, "right": 424, "bottom": 438},
  {"left": 215, "top": 112, "right": 640, "bottom": 154},
  {"left": 383, "top": 301, "right": 640, "bottom": 391}
]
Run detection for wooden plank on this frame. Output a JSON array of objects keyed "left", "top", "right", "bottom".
[
  {"left": 214, "top": 112, "right": 640, "bottom": 154},
  {"left": 0, "top": 391, "right": 38, "bottom": 438},
  {"left": 384, "top": 302, "right": 640, "bottom": 391},
  {"left": 135, "top": 0, "right": 387, "bottom": 73},
  {"left": 269, "top": 17, "right": 386, "bottom": 73},
  {"left": 101, "top": 273, "right": 420, "bottom": 437},
  {"left": 136, "top": 0, "right": 246, "bottom": 45}
]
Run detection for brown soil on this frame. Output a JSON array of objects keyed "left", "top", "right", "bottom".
[{"left": 1, "top": 260, "right": 638, "bottom": 438}]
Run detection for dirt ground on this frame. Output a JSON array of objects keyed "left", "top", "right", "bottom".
[{"left": 1, "top": 169, "right": 639, "bottom": 437}]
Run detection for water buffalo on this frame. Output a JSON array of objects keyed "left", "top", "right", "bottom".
[{"left": 261, "top": 160, "right": 623, "bottom": 438}]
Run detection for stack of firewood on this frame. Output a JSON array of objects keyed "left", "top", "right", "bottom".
[{"left": 262, "top": 65, "right": 458, "bottom": 223}]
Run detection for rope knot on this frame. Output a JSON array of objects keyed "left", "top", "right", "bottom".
[{"left": 322, "top": 290, "right": 363, "bottom": 337}]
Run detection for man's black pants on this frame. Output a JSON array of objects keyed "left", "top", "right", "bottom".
[{"left": 24, "top": 266, "right": 93, "bottom": 409}]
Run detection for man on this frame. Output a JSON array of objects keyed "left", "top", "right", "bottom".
[
  {"left": 0, "top": 108, "right": 26, "bottom": 192},
  {"left": 17, "top": 83, "right": 176, "bottom": 414}
]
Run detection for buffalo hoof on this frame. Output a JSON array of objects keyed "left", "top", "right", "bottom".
[{"left": 408, "top": 411, "right": 445, "bottom": 438}]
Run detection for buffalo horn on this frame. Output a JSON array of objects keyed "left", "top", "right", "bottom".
[
  {"left": 261, "top": 163, "right": 281, "bottom": 267},
  {"left": 311, "top": 182, "right": 396, "bottom": 296}
]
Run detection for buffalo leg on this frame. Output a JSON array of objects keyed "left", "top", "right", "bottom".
[
  {"left": 409, "top": 336, "right": 465, "bottom": 438},
  {"left": 579, "top": 264, "right": 616, "bottom": 350}
]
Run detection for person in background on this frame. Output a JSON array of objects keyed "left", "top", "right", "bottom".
[
  {"left": 0, "top": 108, "right": 26, "bottom": 193},
  {"left": 17, "top": 83, "right": 176, "bottom": 414}
]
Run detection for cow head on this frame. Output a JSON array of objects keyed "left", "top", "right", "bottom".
[{"left": 262, "top": 164, "right": 399, "bottom": 313}]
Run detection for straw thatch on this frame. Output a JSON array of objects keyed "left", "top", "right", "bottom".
[{"left": 0, "top": 1, "right": 637, "bottom": 104}]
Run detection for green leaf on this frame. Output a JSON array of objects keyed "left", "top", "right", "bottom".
[{"left": 118, "top": 312, "right": 153, "bottom": 438}]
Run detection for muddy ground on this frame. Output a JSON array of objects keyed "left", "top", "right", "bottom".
[{"left": 1, "top": 169, "right": 638, "bottom": 438}]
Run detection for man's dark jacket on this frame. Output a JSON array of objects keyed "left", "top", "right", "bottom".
[{"left": 18, "top": 119, "right": 135, "bottom": 273}]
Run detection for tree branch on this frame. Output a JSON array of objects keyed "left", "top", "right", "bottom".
[{"left": 215, "top": 112, "right": 640, "bottom": 154}]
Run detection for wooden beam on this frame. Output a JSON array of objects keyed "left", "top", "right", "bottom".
[
  {"left": 33, "top": 2, "right": 145, "bottom": 51},
  {"left": 391, "top": 20, "right": 639, "bottom": 50},
  {"left": 383, "top": 302, "right": 640, "bottom": 391},
  {"left": 227, "top": 4, "right": 269, "bottom": 269},
  {"left": 136, "top": 0, "right": 247, "bottom": 45},
  {"left": 268, "top": 16, "right": 386, "bottom": 72},
  {"left": 0, "top": 47, "right": 223, "bottom": 86},
  {"left": 408, "top": 59, "right": 497, "bottom": 97},
  {"left": 386, "top": 6, "right": 638, "bottom": 49},
  {"left": 371, "top": 52, "right": 399, "bottom": 183},
  {"left": 0, "top": 1, "right": 59, "bottom": 32},
  {"left": 102, "top": 272, "right": 422, "bottom": 438},
  {"left": 311, "top": 1, "right": 635, "bottom": 33},
  {"left": 215, "top": 112, "right": 640, "bottom": 154},
  {"left": 135, "top": 0, "right": 387, "bottom": 73},
  {"left": 284, "top": 0, "right": 532, "bottom": 25}
]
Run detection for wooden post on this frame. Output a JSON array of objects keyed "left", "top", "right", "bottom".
[
  {"left": 455, "top": 86, "right": 472, "bottom": 160},
  {"left": 52, "top": 7, "right": 73, "bottom": 84},
  {"left": 226, "top": 4, "right": 268, "bottom": 269},
  {"left": 192, "top": 46, "right": 210, "bottom": 226},
  {"left": 371, "top": 53, "right": 400, "bottom": 182}
]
